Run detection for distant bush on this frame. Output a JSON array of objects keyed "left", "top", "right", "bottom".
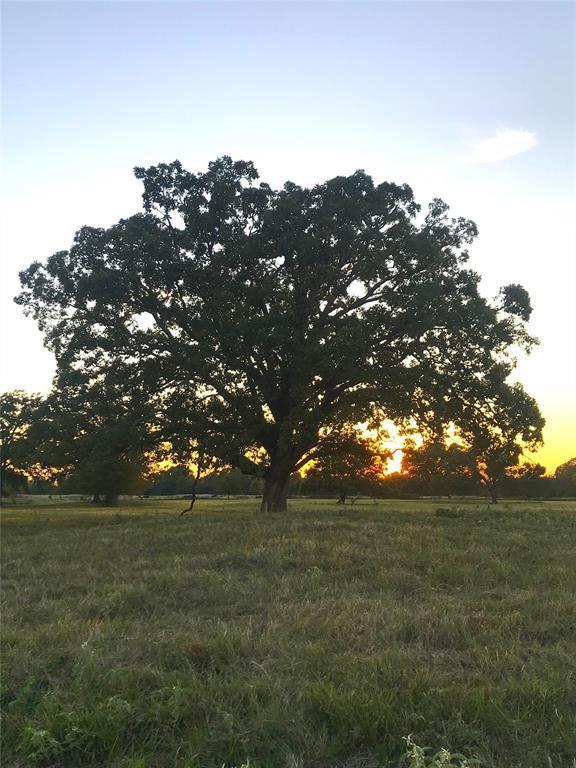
[{"left": 435, "top": 507, "right": 464, "bottom": 518}]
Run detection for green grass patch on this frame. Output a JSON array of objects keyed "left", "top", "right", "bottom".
[{"left": 1, "top": 498, "right": 575, "bottom": 767}]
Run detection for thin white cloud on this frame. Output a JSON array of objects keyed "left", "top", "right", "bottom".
[{"left": 467, "top": 129, "right": 537, "bottom": 164}]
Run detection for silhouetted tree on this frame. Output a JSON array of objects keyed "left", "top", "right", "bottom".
[
  {"left": 0, "top": 390, "right": 44, "bottom": 494},
  {"left": 306, "top": 425, "right": 387, "bottom": 503},
  {"left": 401, "top": 439, "right": 471, "bottom": 495},
  {"left": 33, "top": 373, "right": 154, "bottom": 504},
  {"left": 153, "top": 386, "right": 225, "bottom": 514},
  {"left": 456, "top": 384, "right": 544, "bottom": 503},
  {"left": 17, "top": 157, "right": 542, "bottom": 512},
  {"left": 504, "top": 461, "right": 547, "bottom": 498},
  {"left": 555, "top": 457, "right": 576, "bottom": 497},
  {"left": 402, "top": 385, "right": 544, "bottom": 503}
]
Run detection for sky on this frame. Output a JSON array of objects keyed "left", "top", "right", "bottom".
[{"left": 1, "top": 1, "right": 575, "bottom": 472}]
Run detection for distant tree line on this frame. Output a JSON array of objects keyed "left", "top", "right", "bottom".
[
  {"left": 2, "top": 389, "right": 573, "bottom": 504},
  {"left": 146, "top": 459, "right": 576, "bottom": 501},
  {"left": 13, "top": 454, "right": 576, "bottom": 503}
]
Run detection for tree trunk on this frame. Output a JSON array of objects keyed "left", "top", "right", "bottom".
[
  {"left": 104, "top": 493, "right": 118, "bottom": 506},
  {"left": 337, "top": 490, "right": 347, "bottom": 504},
  {"left": 91, "top": 493, "right": 101, "bottom": 504},
  {"left": 489, "top": 483, "right": 498, "bottom": 504},
  {"left": 260, "top": 475, "right": 289, "bottom": 513},
  {"left": 180, "top": 488, "right": 197, "bottom": 517}
]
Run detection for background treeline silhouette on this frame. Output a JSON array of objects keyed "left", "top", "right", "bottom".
[
  {"left": 19, "top": 458, "right": 576, "bottom": 501},
  {"left": 146, "top": 459, "right": 576, "bottom": 500},
  {"left": 2, "top": 387, "right": 573, "bottom": 504}
]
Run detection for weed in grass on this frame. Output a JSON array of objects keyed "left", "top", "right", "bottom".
[
  {"left": 18, "top": 724, "right": 63, "bottom": 763},
  {"left": 400, "top": 735, "right": 480, "bottom": 767}
]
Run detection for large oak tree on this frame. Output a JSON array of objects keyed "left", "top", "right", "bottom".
[{"left": 17, "top": 157, "right": 542, "bottom": 511}]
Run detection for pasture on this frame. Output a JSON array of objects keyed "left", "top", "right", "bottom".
[{"left": 1, "top": 498, "right": 575, "bottom": 767}]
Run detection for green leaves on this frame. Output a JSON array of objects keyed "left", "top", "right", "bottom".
[{"left": 499, "top": 283, "right": 532, "bottom": 321}]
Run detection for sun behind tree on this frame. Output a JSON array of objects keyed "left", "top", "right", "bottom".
[{"left": 16, "top": 157, "right": 543, "bottom": 512}]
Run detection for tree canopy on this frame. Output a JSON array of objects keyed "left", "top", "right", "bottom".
[{"left": 17, "top": 156, "right": 543, "bottom": 511}]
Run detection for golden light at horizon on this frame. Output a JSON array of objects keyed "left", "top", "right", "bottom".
[
  {"left": 531, "top": 418, "right": 575, "bottom": 475},
  {"left": 375, "top": 415, "right": 575, "bottom": 477}
]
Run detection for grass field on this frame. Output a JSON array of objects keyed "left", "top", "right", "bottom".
[{"left": 1, "top": 498, "right": 575, "bottom": 768}]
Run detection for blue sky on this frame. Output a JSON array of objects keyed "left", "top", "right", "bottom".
[{"left": 1, "top": 1, "right": 574, "bottom": 470}]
